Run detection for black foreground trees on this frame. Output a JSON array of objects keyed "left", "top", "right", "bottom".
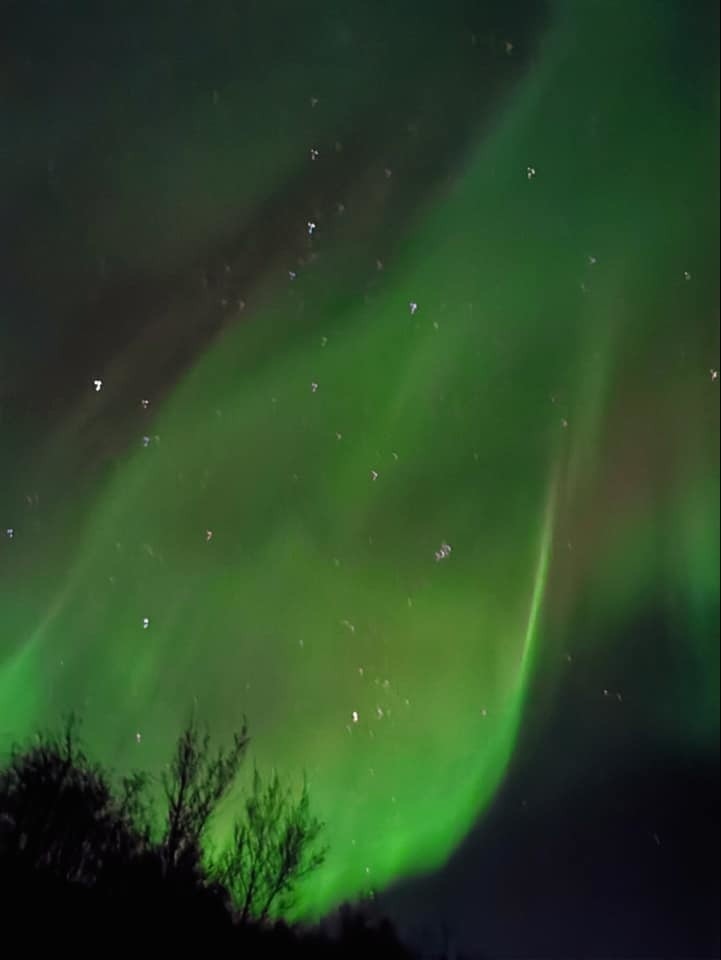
[{"left": 0, "top": 715, "right": 413, "bottom": 957}]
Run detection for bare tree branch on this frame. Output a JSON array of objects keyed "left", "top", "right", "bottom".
[
  {"left": 161, "top": 714, "right": 248, "bottom": 874},
  {"left": 214, "top": 767, "right": 326, "bottom": 923}
]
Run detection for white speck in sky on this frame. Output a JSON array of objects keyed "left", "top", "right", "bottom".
[{"left": 434, "top": 542, "right": 452, "bottom": 562}]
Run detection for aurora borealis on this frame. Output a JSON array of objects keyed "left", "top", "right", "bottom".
[{"left": 1, "top": 0, "right": 718, "bottom": 948}]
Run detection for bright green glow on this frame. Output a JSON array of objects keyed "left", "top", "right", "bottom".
[
  {"left": 520, "top": 475, "right": 558, "bottom": 680},
  {"left": 1, "top": 0, "right": 718, "bottom": 917}
]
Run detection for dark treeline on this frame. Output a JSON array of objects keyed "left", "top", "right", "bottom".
[{"left": 0, "top": 715, "right": 423, "bottom": 957}]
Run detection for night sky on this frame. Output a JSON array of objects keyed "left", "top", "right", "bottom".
[{"left": 1, "top": 1, "right": 719, "bottom": 957}]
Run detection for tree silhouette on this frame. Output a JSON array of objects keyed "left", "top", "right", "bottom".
[
  {"left": 161, "top": 714, "right": 248, "bottom": 875},
  {"left": 0, "top": 714, "right": 141, "bottom": 884},
  {"left": 214, "top": 766, "right": 326, "bottom": 922},
  {"left": 0, "top": 714, "right": 416, "bottom": 956},
  {"left": 335, "top": 905, "right": 416, "bottom": 960}
]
